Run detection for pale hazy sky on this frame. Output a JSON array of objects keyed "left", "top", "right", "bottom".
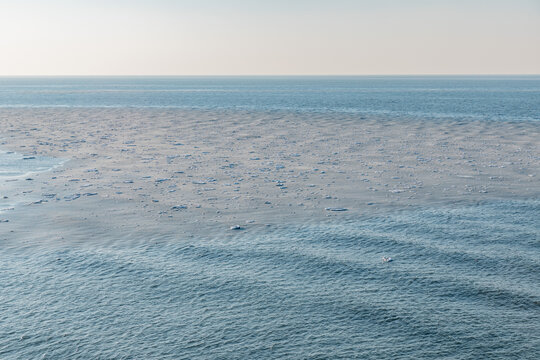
[{"left": 1, "top": 0, "right": 539, "bottom": 75}]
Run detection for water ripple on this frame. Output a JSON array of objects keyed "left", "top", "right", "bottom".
[{"left": 1, "top": 200, "right": 539, "bottom": 359}]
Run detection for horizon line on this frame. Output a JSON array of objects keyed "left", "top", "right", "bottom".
[{"left": 1, "top": 73, "right": 539, "bottom": 77}]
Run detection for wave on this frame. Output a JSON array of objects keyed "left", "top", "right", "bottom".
[{"left": 1, "top": 200, "right": 538, "bottom": 358}]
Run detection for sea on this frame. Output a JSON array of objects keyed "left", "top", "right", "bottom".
[
  {"left": 0, "top": 75, "right": 539, "bottom": 121},
  {"left": 0, "top": 76, "right": 539, "bottom": 359}
]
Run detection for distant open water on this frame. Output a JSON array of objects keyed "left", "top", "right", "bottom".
[
  {"left": 0, "top": 77, "right": 539, "bottom": 359},
  {"left": 0, "top": 76, "right": 539, "bottom": 121}
]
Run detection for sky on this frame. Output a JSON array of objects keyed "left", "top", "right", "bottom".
[{"left": 0, "top": 0, "right": 539, "bottom": 75}]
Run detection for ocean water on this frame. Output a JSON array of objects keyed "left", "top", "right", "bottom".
[
  {"left": 0, "top": 150, "right": 64, "bottom": 178},
  {"left": 1, "top": 200, "right": 538, "bottom": 359},
  {"left": 1, "top": 77, "right": 539, "bottom": 359},
  {"left": 0, "top": 151, "right": 65, "bottom": 211},
  {"left": 0, "top": 76, "right": 539, "bottom": 121}
]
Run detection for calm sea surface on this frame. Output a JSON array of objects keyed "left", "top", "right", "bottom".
[
  {"left": 0, "top": 76, "right": 539, "bottom": 121},
  {"left": 0, "top": 77, "right": 539, "bottom": 359}
]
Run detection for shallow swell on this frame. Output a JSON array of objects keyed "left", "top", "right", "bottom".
[{"left": 1, "top": 200, "right": 539, "bottom": 359}]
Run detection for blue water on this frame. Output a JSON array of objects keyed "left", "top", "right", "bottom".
[
  {"left": 0, "top": 151, "right": 65, "bottom": 211},
  {"left": 1, "top": 76, "right": 539, "bottom": 121},
  {"left": 1, "top": 200, "right": 538, "bottom": 359},
  {"left": 0, "top": 151, "right": 64, "bottom": 178},
  {"left": 1, "top": 77, "right": 539, "bottom": 358}
]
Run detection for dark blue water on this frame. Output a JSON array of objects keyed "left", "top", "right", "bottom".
[
  {"left": 1, "top": 200, "right": 538, "bottom": 359},
  {"left": 1, "top": 76, "right": 539, "bottom": 121}
]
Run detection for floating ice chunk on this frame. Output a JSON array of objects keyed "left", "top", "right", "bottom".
[
  {"left": 166, "top": 156, "right": 179, "bottom": 164},
  {"left": 221, "top": 163, "right": 237, "bottom": 169},
  {"left": 64, "top": 194, "right": 81, "bottom": 201}
]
